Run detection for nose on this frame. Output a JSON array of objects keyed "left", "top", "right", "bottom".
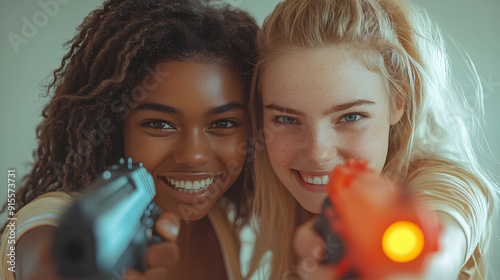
[
  {"left": 173, "top": 128, "right": 212, "bottom": 167},
  {"left": 302, "top": 126, "right": 337, "bottom": 167}
]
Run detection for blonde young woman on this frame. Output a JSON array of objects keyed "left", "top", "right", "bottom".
[{"left": 247, "top": 0, "right": 498, "bottom": 279}]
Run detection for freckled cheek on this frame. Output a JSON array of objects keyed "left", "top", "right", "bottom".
[
  {"left": 340, "top": 125, "right": 390, "bottom": 167},
  {"left": 265, "top": 131, "right": 301, "bottom": 167}
]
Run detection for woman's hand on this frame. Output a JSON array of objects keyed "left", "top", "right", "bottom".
[
  {"left": 293, "top": 217, "right": 336, "bottom": 280},
  {"left": 293, "top": 212, "right": 466, "bottom": 280},
  {"left": 21, "top": 212, "right": 180, "bottom": 280},
  {"left": 124, "top": 212, "right": 180, "bottom": 280}
]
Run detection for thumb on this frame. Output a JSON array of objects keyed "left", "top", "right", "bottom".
[{"left": 154, "top": 212, "right": 180, "bottom": 241}]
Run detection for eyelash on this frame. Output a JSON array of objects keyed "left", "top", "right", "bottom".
[
  {"left": 207, "top": 119, "right": 240, "bottom": 129},
  {"left": 140, "top": 120, "right": 176, "bottom": 130},
  {"left": 272, "top": 116, "right": 298, "bottom": 124},
  {"left": 272, "top": 113, "right": 366, "bottom": 125},
  {"left": 140, "top": 119, "right": 240, "bottom": 130},
  {"left": 339, "top": 113, "right": 366, "bottom": 123}
]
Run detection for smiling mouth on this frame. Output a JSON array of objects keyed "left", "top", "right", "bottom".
[
  {"left": 160, "top": 175, "right": 221, "bottom": 194},
  {"left": 294, "top": 170, "right": 331, "bottom": 185}
]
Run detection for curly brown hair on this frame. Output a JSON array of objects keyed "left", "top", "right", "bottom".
[{"left": 8, "top": 0, "right": 258, "bottom": 226}]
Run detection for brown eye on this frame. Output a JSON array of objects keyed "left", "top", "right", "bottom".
[
  {"left": 208, "top": 120, "right": 238, "bottom": 129},
  {"left": 141, "top": 120, "right": 175, "bottom": 130}
]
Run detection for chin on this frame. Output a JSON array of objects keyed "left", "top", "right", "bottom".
[
  {"left": 159, "top": 201, "right": 214, "bottom": 221},
  {"left": 285, "top": 189, "right": 323, "bottom": 214},
  {"left": 178, "top": 210, "right": 211, "bottom": 221},
  {"left": 298, "top": 199, "right": 323, "bottom": 214},
  {"left": 286, "top": 184, "right": 327, "bottom": 214}
]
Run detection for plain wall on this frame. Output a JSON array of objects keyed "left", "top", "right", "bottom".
[{"left": 1, "top": 0, "right": 499, "bottom": 278}]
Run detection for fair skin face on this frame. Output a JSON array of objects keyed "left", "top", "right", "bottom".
[
  {"left": 261, "top": 45, "right": 403, "bottom": 213},
  {"left": 261, "top": 44, "right": 466, "bottom": 279}
]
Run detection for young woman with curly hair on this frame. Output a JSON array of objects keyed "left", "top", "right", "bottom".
[{"left": 0, "top": 0, "right": 258, "bottom": 279}]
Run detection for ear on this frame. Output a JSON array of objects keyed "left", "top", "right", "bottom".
[
  {"left": 390, "top": 83, "right": 408, "bottom": 125},
  {"left": 390, "top": 100, "right": 405, "bottom": 125}
]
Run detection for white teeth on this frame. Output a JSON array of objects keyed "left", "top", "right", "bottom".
[
  {"left": 322, "top": 175, "right": 329, "bottom": 185},
  {"left": 193, "top": 181, "right": 200, "bottom": 190},
  {"left": 164, "top": 176, "right": 216, "bottom": 193},
  {"left": 313, "top": 177, "right": 321, "bottom": 185},
  {"left": 302, "top": 174, "right": 330, "bottom": 185}
]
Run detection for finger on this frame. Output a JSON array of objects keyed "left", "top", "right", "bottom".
[
  {"left": 294, "top": 217, "right": 326, "bottom": 261},
  {"left": 155, "top": 212, "right": 180, "bottom": 241},
  {"left": 123, "top": 268, "right": 144, "bottom": 280},
  {"left": 124, "top": 267, "right": 169, "bottom": 280},
  {"left": 146, "top": 241, "right": 180, "bottom": 267},
  {"left": 143, "top": 267, "right": 169, "bottom": 280}
]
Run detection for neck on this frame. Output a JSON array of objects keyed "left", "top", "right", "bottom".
[
  {"left": 166, "top": 211, "right": 227, "bottom": 279},
  {"left": 177, "top": 215, "right": 212, "bottom": 248}
]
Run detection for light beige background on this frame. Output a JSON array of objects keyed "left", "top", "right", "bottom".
[{"left": 1, "top": 0, "right": 499, "bottom": 278}]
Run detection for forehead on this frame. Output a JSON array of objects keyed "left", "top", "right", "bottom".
[
  {"left": 140, "top": 61, "right": 244, "bottom": 105},
  {"left": 260, "top": 45, "right": 387, "bottom": 105}
]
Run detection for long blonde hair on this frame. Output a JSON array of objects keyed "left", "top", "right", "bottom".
[{"left": 248, "top": 0, "right": 499, "bottom": 278}]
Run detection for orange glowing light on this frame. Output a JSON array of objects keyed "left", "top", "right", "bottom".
[{"left": 382, "top": 221, "right": 424, "bottom": 263}]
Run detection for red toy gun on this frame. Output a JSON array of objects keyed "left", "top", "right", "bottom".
[{"left": 314, "top": 160, "right": 441, "bottom": 279}]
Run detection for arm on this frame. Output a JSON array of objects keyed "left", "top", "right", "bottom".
[
  {"left": 14, "top": 214, "right": 180, "bottom": 280},
  {"left": 12, "top": 159, "right": 180, "bottom": 280},
  {"left": 294, "top": 211, "right": 467, "bottom": 280},
  {"left": 16, "top": 226, "right": 62, "bottom": 280},
  {"left": 411, "top": 212, "right": 466, "bottom": 280},
  {"left": 293, "top": 160, "right": 468, "bottom": 280}
]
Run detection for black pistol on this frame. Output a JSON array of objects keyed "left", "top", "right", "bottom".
[{"left": 53, "top": 158, "right": 162, "bottom": 280}]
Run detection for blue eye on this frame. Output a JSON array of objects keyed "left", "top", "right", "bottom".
[
  {"left": 341, "top": 114, "right": 362, "bottom": 122},
  {"left": 274, "top": 116, "right": 297, "bottom": 124}
]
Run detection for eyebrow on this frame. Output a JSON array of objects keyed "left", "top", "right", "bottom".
[
  {"left": 265, "top": 99, "right": 375, "bottom": 116},
  {"left": 135, "top": 103, "right": 182, "bottom": 115},
  {"left": 326, "top": 100, "right": 376, "bottom": 114},
  {"left": 134, "top": 102, "right": 244, "bottom": 116},
  {"left": 206, "top": 102, "right": 245, "bottom": 116},
  {"left": 264, "top": 104, "right": 305, "bottom": 116}
]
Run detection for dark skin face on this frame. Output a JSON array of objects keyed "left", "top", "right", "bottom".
[
  {"left": 123, "top": 60, "right": 248, "bottom": 221},
  {"left": 15, "top": 61, "right": 245, "bottom": 280}
]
